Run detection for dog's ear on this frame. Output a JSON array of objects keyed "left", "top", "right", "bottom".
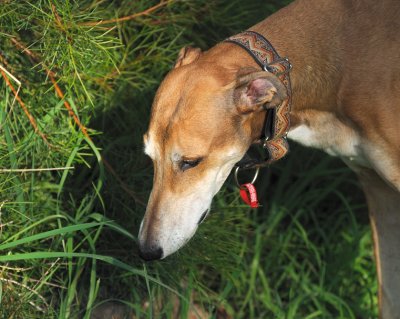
[
  {"left": 233, "top": 70, "right": 287, "bottom": 114},
  {"left": 174, "top": 46, "right": 202, "bottom": 68}
]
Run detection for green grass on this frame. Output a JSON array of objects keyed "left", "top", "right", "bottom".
[{"left": 0, "top": 1, "right": 377, "bottom": 318}]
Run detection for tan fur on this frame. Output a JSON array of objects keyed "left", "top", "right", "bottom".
[{"left": 140, "top": 0, "right": 400, "bottom": 317}]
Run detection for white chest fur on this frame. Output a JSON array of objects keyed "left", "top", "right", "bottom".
[{"left": 287, "top": 111, "right": 369, "bottom": 166}]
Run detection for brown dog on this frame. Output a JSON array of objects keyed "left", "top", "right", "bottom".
[{"left": 139, "top": 0, "right": 400, "bottom": 317}]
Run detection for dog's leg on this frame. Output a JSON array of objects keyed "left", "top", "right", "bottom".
[{"left": 358, "top": 169, "right": 400, "bottom": 319}]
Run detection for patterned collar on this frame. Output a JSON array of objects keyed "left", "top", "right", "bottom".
[{"left": 225, "top": 30, "right": 293, "bottom": 168}]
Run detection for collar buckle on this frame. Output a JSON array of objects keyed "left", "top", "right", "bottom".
[{"left": 263, "top": 57, "right": 293, "bottom": 76}]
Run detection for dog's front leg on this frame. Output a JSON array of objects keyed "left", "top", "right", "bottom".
[{"left": 358, "top": 169, "right": 400, "bottom": 319}]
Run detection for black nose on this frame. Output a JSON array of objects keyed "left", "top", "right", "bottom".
[{"left": 138, "top": 245, "right": 163, "bottom": 261}]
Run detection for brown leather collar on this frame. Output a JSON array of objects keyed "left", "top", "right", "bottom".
[{"left": 225, "top": 30, "right": 293, "bottom": 168}]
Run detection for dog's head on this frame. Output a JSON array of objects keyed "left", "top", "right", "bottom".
[{"left": 138, "top": 45, "right": 287, "bottom": 260}]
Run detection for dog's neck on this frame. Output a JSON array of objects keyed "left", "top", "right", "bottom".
[
  {"left": 205, "top": 0, "right": 343, "bottom": 134},
  {"left": 250, "top": 0, "right": 343, "bottom": 118}
]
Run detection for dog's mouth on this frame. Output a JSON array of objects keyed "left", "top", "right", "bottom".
[{"left": 198, "top": 209, "right": 210, "bottom": 225}]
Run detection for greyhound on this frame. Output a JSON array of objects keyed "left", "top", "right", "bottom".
[{"left": 138, "top": 0, "right": 400, "bottom": 317}]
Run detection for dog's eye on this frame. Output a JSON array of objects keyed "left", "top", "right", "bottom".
[{"left": 180, "top": 158, "right": 202, "bottom": 171}]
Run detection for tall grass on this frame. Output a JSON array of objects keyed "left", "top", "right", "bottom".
[{"left": 0, "top": 1, "right": 376, "bottom": 318}]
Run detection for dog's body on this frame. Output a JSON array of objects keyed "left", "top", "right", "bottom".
[{"left": 139, "top": 0, "right": 400, "bottom": 317}]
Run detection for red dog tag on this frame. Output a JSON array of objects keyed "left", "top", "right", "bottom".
[{"left": 239, "top": 183, "right": 259, "bottom": 208}]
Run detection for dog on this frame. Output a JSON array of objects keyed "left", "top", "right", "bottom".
[{"left": 138, "top": 0, "right": 400, "bottom": 317}]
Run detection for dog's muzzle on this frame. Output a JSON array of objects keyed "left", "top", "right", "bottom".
[{"left": 198, "top": 209, "right": 210, "bottom": 225}]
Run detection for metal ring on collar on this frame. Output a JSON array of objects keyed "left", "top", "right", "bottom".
[{"left": 234, "top": 166, "right": 260, "bottom": 189}]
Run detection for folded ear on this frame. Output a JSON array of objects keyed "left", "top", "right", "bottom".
[
  {"left": 174, "top": 46, "right": 202, "bottom": 68},
  {"left": 233, "top": 70, "right": 287, "bottom": 114}
]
